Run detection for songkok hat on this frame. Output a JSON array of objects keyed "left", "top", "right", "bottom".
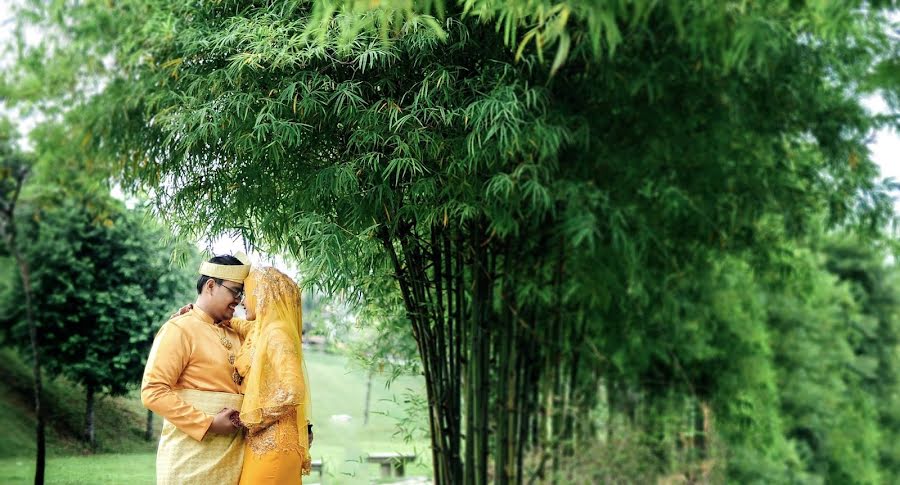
[{"left": 198, "top": 251, "right": 252, "bottom": 283}]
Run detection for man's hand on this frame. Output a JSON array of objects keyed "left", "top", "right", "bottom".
[
  {"left": 228, "top": 409, "right": 244, "bottom": 429},
  {"left": 208, "top": 407, "right": 239, "bottom": 435},
  {"left": 169, "top": 303, "right": 193, "bottom": 319}
]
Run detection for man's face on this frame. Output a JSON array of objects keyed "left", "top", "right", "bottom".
[{"left": 209, "top": 279, "right": 244, "bottom": 321}]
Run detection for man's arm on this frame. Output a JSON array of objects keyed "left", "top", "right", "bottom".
[
  {"left": 227, "top": 316, "right": 254, "bottom": 339},
  {"left": 141, "top": 322, "right": 217, "bottom": 441}
]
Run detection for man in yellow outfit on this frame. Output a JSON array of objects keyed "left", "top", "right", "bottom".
[{"left": 141, "top": 253, "right": 251, "bottom": 485}]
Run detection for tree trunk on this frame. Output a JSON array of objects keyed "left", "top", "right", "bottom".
[
  {"left": 84, "top": 383, "right": 96, "bottom": 450},
  {"left": 363, "top": 370, "right": 373, "bottom": 425},
  {"left": 15, "top": 251, "right": 44, "bottom": 485},
  {"left": 470, "top": 220, "right": 492, "bottom": 485},
  {"left": 495, "top": 253, "right": 515, "bottom": 485},
  {"left": 1, "top": 164, "right": 42, "bottom": 484},
  {"left": 377, "top": 219, "right": 560, "bottom": 485},
  {"left": 145, "top": 409, "right": 154, "bottom": 441},
  {"left": 378, "top": 224, "right": 460, "bottom": 485}
]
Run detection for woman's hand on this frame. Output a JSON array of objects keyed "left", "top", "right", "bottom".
[{"left": 169, "top": 303, "right": 193, "bottom": 319}]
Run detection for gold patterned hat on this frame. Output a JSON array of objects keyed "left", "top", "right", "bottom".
[{"left": 198, "top": 251, "right": 252, "bottom": 283}]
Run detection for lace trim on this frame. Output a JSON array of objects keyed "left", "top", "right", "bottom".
[
  {"left": 247, "top": 407, "right": 303, "bottom": 456},
  {"left": 301, "top": 453, "right": 312, "bottom": 476},
  {"left": 246, "top": 409, "right": 313, "bottom": 475}
]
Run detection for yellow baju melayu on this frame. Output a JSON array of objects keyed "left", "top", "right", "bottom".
[
  {"left": 141, "top": 306, "right": 246, "bottom": 485},
  {"left": 231, "top": 268, "right": 312, "bottom": 485}
]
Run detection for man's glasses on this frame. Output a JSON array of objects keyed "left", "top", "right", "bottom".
[{"left": 218, "top": 281, "right": 245, "bottom": 302}]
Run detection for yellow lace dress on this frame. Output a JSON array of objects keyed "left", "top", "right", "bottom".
[{"left": 235, "top": 325, "right": 310, "bottom": 485}]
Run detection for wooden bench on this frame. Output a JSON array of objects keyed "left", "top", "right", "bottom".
[{"left": 365, "top": 452, "right": 416, "bottom": 478}]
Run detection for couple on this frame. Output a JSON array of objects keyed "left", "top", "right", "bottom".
[{"left": 141, "top": 253, "right": 313, "bottom": 484}]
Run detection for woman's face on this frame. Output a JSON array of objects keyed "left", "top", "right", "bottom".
[{"left": 243, "top": 272, "right": 258, "bottom": 320}]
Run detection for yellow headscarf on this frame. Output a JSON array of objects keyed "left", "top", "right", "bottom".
[{"left": 239, "top": 267, "right": 311, "bottom": 472}]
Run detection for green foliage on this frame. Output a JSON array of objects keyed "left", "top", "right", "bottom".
[
  {"left": 767, "top": 249, "right": 882, "bottom": 484},
  {"left": 0, "top": 121, "right": 199, "bottom": 400},
  {"left": 0, "top": 117, "right": 31, "bottom": 247},
  {"left": 821, "top": 238, "right": 900, "bottom": 484},
  {"left": 1, "top": 197, "right": 196, "bottom": 396},
  {"left": 0, "top": 116, "right": 200, "bottom": 399}
]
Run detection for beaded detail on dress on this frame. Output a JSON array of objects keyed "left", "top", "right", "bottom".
[
  {"left": 246, "top": 407, "right": 312, "bottom": 474},
  {"left": 247, "top": 407, "right": 299, "bottom": 456}
]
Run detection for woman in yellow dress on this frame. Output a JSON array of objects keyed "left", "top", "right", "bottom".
[{"left": 232, "top": 266, "right": 313, "bottom": 484}]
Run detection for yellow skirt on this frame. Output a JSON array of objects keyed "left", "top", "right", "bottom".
[
  {"left": 237, "top": 407, "right": 309, "bottom": 484},
  {"left": 238, "top": 443, "right": 303, "bottom": 485}
]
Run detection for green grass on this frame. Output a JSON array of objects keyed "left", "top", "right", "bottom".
[
  {"left": 303, "top": 351, "right": 432, "bottom": 482},
  {"left": 0, "top": 347, "right": 432, "bottom": 484},
  {"left": 0, "top": 454, "right": 156, "bottom": 485}
]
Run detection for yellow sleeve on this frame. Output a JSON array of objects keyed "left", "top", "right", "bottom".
[
  {"left": 246, "top": 405, "right": 295, "bottom": 434},
  {"left": 140, "top": 322, "right": 214, "bottom": 441},
  {"left": 243, "top": 328, "right": 304, "bottom": 432},
  {"left": 228, "top": 317, "right": 255, "bottom": 339}
]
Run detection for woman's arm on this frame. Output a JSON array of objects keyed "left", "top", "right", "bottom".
[{"left": 242, "top": 328, "right": 306, "bottom": 432}]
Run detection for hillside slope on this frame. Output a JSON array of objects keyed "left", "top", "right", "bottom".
[{"left": 0, "top": 347, "right": 157, "bottom": 457}]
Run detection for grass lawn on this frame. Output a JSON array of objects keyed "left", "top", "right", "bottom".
[
  {"left": 302, "top": 350, "right": 433, "bottom": 483},
  {"left": 0, "top": 348, "right": 432, "bottom": 484},
  {"left": 0, "top": 454, "right": 156, "bottom": 485}
]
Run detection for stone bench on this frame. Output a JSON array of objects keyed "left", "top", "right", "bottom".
[
  {"left": 310, "top": 459, "right": 323, "bottom": 478},
  {"left": 366, "top": 452, "right": 416, "bottom": 478}
]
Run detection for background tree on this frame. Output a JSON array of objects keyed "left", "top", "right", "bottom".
[
  {"left": 2, "top": 198, "right": 196, "bottom": 449},
  {"left": 0, "top": 121, "right": 198, "bottom": 450},
  {"left": 822, "top": 237, "right": 900, "bottom": 483},
  {"left": 0, "top": 117, "right": 44, "bottom": 484},
  {"left": 766, "top": 246, "right": 881, "bottom": 483}
]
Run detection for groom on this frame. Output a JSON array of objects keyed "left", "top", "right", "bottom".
[{"left": 141, "top": 253, "right": 251, "bottom": 484}]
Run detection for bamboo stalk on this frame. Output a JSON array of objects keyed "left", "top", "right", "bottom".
[
  {"left": 495, "top": 247, "right": 515, "bottom": 484},
  {"left": 378, "top": 226, "right": 449, "bottom": 484}
]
